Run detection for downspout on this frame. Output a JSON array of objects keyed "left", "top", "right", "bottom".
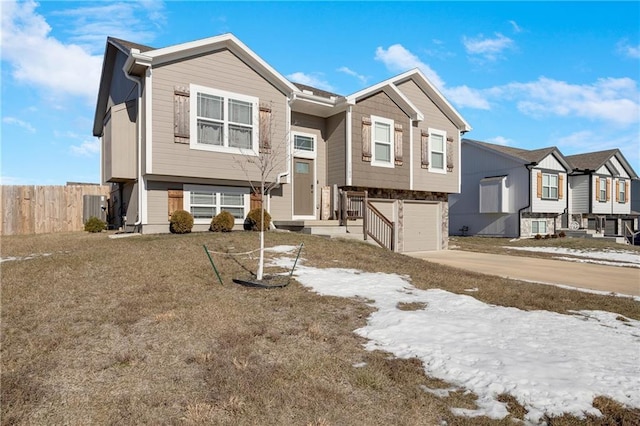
[
  {"left": 346, "top": 105, "right": 353, "bottom": 186},
  {"left": 123, "top": 66, "right": 143, "bottom": 229},
  {"left": 269, "top": 95, "right": 293, "bottom": 227},
  {"left": 518, "top": 162, "right": 537, "bottom": 237}
]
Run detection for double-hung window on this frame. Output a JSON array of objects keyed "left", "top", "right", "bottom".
[
  {"left": 429, "top": 129, "right": 446, "bottom": 173},
  {"left": 619, "top": 179, "right": 626, "bottom": 203},
  {"left": 599, "top": 178, "right": 607, "bottom": 202},
  {"left": 185, "top": 185, "right": 249, "bottom": 224},
  {"left": 371, "top": 116, "right": 394, "bottom": 168},
  {"left": 542, "top": 173, "right": 558, "bottom": 200},
  {"left": 191, "top": 85, "right": 258, "bottom": 153}
]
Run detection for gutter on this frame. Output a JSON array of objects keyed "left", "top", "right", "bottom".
[{"left": 517, "top": 162, "right": 537, "bottom": 237}]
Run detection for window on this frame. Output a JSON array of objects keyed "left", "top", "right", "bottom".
[
  {"left": 599, "top": 178, "right": 607, "bottom": 202},
  {"left": 532, "top": 220, "right": 547, "bottom": 234},
  {"left": 184, "top": 185, "right": 249, "bottom": 224},
  {"left": 294, "top": 134, "right": 314, "bottom": 152},
  {"left": 542, "top": 173, "right": 558, "bottom": 199},
  {"left": 619, "top": 179, "right": 626, "bottom": 203},
  {"left": 191, "top": 85, "right": 258, "bottom": 153},
  {"left": 429, "top": 129, "right": 446, "bottom": 173},
  {"left": 371, "top": 116, "right": 394, "bottom": 167}
]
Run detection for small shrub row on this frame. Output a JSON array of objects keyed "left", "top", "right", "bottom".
[
  {"left": 169, "top": 208, "right": 272, "bottom": 234},
  {"left": 84, "top": 216, "right": 106, "bottom": 233},
  {"left": 534, "top": 231, "right": 567, "bottom": 240}
]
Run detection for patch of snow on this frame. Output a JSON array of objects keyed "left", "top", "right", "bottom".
[
  {"left": 420, "top": 385, "right": 458, "bottom": 398},
  {"left": 352, "top": 362, "right": 367, "bottom": 368},
  {"left": 273, "top": 257, "right": 640, "bottom": 423},
  {"left": 552, "top": 256, "right": 640, "bottom": 268},
  {"left": 0, "top": 253, "right": 52, "bottom": 263},
  {"left": 516, "top": 279, "right": 640, "bottom": 302},
  {"left": 505, "top": 246, "right": 640, "bottom": 265},
  {"left": 264, "top": 245, "right": 299, "bottom": 253},
  {"left": 463, "top": 288, "right": 479, "bottom": 292}
]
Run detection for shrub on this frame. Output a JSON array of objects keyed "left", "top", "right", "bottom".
[
  {"left": 558, "top": 231, "right": 566, "bottom": 238},
  {"left": 551, "top": 233, "right": 558, "bottom": 239},
  {"left": 170, "top": 209, "right": 194, "bottom": 234},
  {"left": 244, "top": 208, "right": 271, "bottom": 231},
  {"left": 544, "top": 234, "right": 551, "bottom": 239},
  {"left": 210, "top": 210, "right": 235, "bottom": 232},
  {"left": 84, "top": 216, "right": 106, "bottom": 233},
  {"left": 534, "top": 234, "right": 542, "bottom": 240}
]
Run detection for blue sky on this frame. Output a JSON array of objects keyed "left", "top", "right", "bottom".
[{"left": 1, "top": 1, "right": 639, "bottom": 185}]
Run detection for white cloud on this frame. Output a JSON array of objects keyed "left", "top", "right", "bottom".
[
  {"left": 463, "top": 33, "right": 514, "bottom": 61},
  {"left": 337, "top": 66, "right": 368, "bottom": 85},
  {"left": 3, "top": 117, "right": 36, "bottom": 133},
  {"left": 616, "top": 39, "right": 640, "bottom": 59},
  {"left": 486, "top": 136, "right": 513, "bottom": 146},
  {"left": 556, "top": 130, "right": 639, "bottom": 165},
  {"left": 0, "top": 0, "right": 102, "bottom": 103},
  {"left": 69, "top": 139, "right": 100, "bottom": 157},
  {"left": 375, "top": 44, "right": 490, "bottom": 110},
  {"left": 51, "top": 1, "right": 165, "bottom": 53},
  {"left": 509, "top": 20, "right": 523, "bottom": 33},
  {"left": 286, "top": 72, "right": 335, "bottom": 92},
  {"left": 500, "top": 77, "right": 640, "bottom": 125}
]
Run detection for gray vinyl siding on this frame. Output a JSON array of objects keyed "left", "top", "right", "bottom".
[
  {"left": 107, "top": 50, "right": 138, "bottom": 111},
  {"left": 610, "top": 157, "right": 630, "bottom": 178},
  {"left": 395, "top": 80, "right": 460, "bottom": 193},
  {"left": 592, "top": 175, "right": 610, "bottom": 214},
  {"left": 569, "top": 175, "right": 590, "bottom": 213},
  {"left": 146, "top": 181, "right": 174, "bottom": 225},
  {"left": 449, "top": 142, "right": 528, "bottom": 237},
  {"left": 150, "top": 48, "right": 288, "bottom": 182},
  {"left": 612, "top": 177, "right": 631, "bottom": 215},
  {"left": 351, "top": 91, "right": 410, "bottom": 189},
  {"left": 531, "top": 166, "right": 567, "bottom": 214},
  {"left": 326, "top": 113, "right": 346, "bottom": 187}
]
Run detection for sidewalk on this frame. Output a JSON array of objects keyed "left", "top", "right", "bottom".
[{"left": 407, "top": 250, "right": 640, "bottom": 297}]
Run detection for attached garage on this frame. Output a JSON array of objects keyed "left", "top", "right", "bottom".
[{"left": 402, "top": 202, "right": 441, "bottom": 252}]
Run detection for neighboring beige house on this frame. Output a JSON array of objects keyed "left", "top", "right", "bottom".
[
  {"left": 449, "top": 139, "right": 572, "bottom": 238},
  {"left": 93, "top": 33, "right": 471, "bottom": 252},
  {"left": 565, "top": 149, "right": 637, "bottom": 235}
]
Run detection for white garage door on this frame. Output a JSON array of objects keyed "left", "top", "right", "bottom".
[{"left": 403, "top": 202, "right": 440, "bottom": 252}]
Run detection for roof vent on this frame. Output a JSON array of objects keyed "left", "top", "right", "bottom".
[{"left": 302, "top": 89, "right": 313, "bottom": 95}]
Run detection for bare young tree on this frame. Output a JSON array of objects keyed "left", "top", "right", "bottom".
[{"left": 234, "top": 102, "right": 288, "bottom": 281}]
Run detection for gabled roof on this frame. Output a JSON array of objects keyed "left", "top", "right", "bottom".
[
  {"left": 463, "top": 139, "right": 572, "bottom": 170},
  {"left": 346, "top": 80, "right": 424, "bottom": 122},
  {"left": 349, "top": 69, "right": 471, "bottom": 132},
  {"left": 107, "top": 36, "right": 154, "bottom": 54},
  {"left": 566, "top": 149, "right": 637, "bottom": 178},
  {"left": 292, "top": 83, "right": 340, "bottom": 100}
]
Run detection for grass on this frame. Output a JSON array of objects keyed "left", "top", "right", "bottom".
[{"left": 2, "top": 231, "right": 639, "bottom": 425}]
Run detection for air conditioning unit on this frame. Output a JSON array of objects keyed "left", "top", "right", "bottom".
[{"left": 83, "top": 195, "right": 108, "bottom": 223}]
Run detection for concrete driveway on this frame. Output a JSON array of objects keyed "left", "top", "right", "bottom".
[{"left": 407, "top": 250, "right": 640, "bottom": 297}]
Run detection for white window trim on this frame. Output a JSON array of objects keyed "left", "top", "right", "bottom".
[
  {"left": 598, "top": 178, "right": 607, "bottom": 202},
  {"left": 428, "top": 128, "right": 446, "bottom": 174},
  {"left": 542, "top": 173, "right": 559, "bottom": 200},
  {"left": 619, "top": 179, "right": 626, "bottom": 203},
  {"left": 183, "top": 184, "right": 250, "bottom": 225},
  {"left": 371, "top": 115, "right": 394, "bottom": 169},
  {"left": 292, "top": 131, "right": 317, "bottom": 160},
  {"left": 189, "top": 84, "right": 259, "bottom": 155},
  {"left": 531, "top": 219, "right": 547, "bottom": 235}
]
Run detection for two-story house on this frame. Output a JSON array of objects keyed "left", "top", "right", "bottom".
[
  {"left": 449, "top": 139, "right": 571, "bottom": 237},
  {"left": 93, "top": 34, "right": 471, "bottom": 252},
  {"left": 566, "top": 149, "right": 637, "bottom": 235}
]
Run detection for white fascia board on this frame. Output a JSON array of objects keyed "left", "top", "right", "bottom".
[
  {"left": 395, "top": 69, "right": 472, "bottom": 132},
  {"left": 613, "top": 151, "right": 638, "bottom": 179},
  {"left": 145, "top": 33, "right": 298, "bottom": 96}
]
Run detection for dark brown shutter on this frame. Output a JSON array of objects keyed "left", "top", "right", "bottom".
[
  {"left": 558, "top": 174, "right": 564, "bottom": 199},
  {"left": 446, "top": 136, "right": 454, "bottom": 171},
  {"left": 168, "top": 189, "right": 184, "bottom": 220},
  {"left": 421, "top": 130, "right": 429, "bottom": 168},
  {"left": 362, "top": 116, "right": 372, "bottom": 162},
  {"left": 626, "top": 181, "right": 630, "bottom": 204},
  {"left": 537, "top": 172, "right": 543, "bottom": 198},
  {"left": 259, "top": 105, "right": 272, "bottom": 153},
  {"left": 394, "top": 123, "right": 403, "bottom": 166},
  {"left": 174, "top": 86, "right": 190, "bottom": 144}
]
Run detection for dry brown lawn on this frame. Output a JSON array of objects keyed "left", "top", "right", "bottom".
[{"left": 2, "top": 231, "right": 639, "bottom": 425}]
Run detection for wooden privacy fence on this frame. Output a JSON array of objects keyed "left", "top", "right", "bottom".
[{"left": 1, "top": 185, "right": 110, "bottom": 236}]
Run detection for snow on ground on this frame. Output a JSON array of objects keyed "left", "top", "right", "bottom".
[
  {"left": 271, "top": 251, "right": 640, "bottom": 423},
  {"left": 505, "top": 246, "right": 640, "bottom": 267},
  {"left": 0, "top": 253, "right": 52, "bottom": 263},
  {"left": 553, "top": 256, "right": 640, "bottom": 268}
]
